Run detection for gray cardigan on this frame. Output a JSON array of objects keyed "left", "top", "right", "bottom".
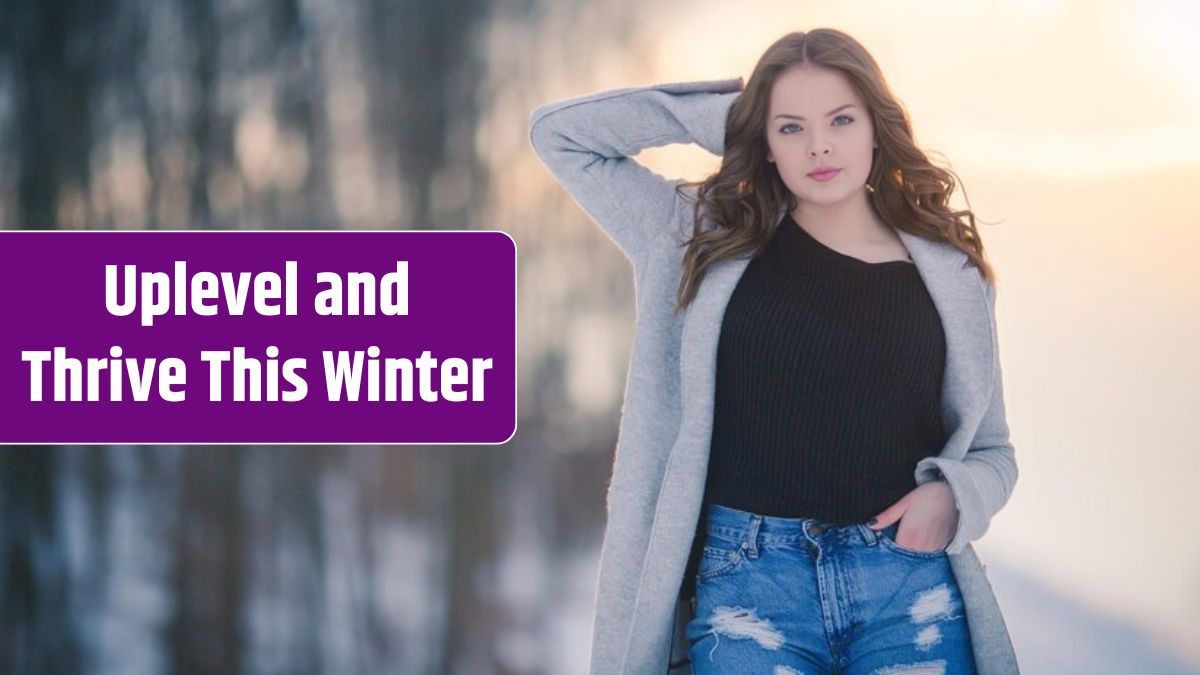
[{"left": 528, "top": 77, "right": 1020, "bottom": 675}]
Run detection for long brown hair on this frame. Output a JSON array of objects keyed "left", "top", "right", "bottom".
[{"left": 673, "top": 28, "right": 995, "bottom": 313}]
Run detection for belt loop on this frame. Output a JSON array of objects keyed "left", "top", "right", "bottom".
[
  {"left": 744, "top": 515, "right": 762, "bottom": 559},
  {"left": 857, "top": 523, "right": 879, "bottom": 546}
]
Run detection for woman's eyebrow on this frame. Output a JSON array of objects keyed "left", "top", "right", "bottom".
[{"left": 773, "top": 104, "right": 856, "bottom": 121}]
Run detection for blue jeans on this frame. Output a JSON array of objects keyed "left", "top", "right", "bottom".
[{"left": 687, "top": 503, "right": 976, "bottom": 674}]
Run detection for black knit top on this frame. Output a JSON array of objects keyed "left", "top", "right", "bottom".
[{"left": 701, "top": 212, "right": 948, "bottom": 525}]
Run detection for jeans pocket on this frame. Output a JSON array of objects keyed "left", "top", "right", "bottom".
[
  {"left": 878, "top": 526, "right": 948, "bottom": 560},
  {"left": 696, "top": 531, "right": 745, "bottom": 582}
]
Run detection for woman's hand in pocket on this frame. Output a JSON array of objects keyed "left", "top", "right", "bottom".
[{"left": 867, "top": 480, "right": 958, "bottom": 552}]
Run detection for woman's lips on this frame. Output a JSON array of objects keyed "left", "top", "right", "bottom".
[{"left": 808, "top": 168, "right": 841, "bottom": 182}]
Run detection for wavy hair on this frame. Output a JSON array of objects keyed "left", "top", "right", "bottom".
[{"left": 673, "top": 28, "right": 995, "bottom": 313}]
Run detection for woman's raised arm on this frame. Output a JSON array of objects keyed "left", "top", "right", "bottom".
[{"left": 528, "top": 77, "right": 743, "bottom": 267}]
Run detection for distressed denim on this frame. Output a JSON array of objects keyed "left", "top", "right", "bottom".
[{"left": 687, "top": 503, "right": 976, "bottom": 675}]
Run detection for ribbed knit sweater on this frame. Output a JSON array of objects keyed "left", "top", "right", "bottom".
[{"left": 701, "top": 212, "right": 948, "bottom": 525}]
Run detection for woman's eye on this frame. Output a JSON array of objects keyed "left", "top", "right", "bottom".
[{"left": 780, "top": 116, "right": 853, "bottom": 134}]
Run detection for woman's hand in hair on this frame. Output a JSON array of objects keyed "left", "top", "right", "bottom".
[{"left": 865, "top": 480, "right": 959, "bottom": 553}]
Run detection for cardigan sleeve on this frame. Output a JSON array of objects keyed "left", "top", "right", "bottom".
[
  {"left": 915, "top": 279, "right": 1019, "bottom": 555},
  {"left": 527, "top": 78, "right": 743, "bottom": 268}
]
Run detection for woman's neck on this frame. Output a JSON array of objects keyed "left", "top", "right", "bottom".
[{"left": 790, "top": 193, "right": 891, "bottom": 244}]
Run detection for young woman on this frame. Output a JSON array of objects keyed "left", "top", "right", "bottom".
[{"left": 530, "top": 28, "right": 1019, "bottom": 675}]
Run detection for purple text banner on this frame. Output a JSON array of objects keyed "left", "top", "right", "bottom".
[{"left": 0, "top": 231, "right": 516, "bottom": 444}]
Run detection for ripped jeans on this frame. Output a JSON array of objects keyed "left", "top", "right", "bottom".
[{"left": 687, "top": 503, "right": 976, "bottom": 675}]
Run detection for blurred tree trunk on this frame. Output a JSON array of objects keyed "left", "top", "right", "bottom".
[
  {"left": 0, "top": 448, "right": 79, "bottom": 674},
  {"left": 183, "top": 0, "right": 220, "bottom": 229},
  {"left": 5, "top": 0, "right": 114, "bottom": 229},
  {"left": 168, "top": 445, "right": 246, "bottom": 674}
]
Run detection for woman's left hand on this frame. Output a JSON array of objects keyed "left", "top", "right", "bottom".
[{"left": 867, "top": 480, "right": 959, "bottom": 552}]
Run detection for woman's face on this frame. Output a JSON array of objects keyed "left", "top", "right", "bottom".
[{"left": 764, "top": 65, "right": 877, "bottom": 207}]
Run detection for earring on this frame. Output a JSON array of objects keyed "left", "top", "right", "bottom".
[{"left": 865, "top": 182, "right": 875, "bottom": 193}]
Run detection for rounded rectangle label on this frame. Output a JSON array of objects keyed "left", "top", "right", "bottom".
[{"left": 0, "top": 230, "right": 517, "bottom": 444}]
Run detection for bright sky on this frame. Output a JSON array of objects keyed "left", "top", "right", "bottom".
[{"left": 628, "top": 0, "right": 1200, "bottom": 665}]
